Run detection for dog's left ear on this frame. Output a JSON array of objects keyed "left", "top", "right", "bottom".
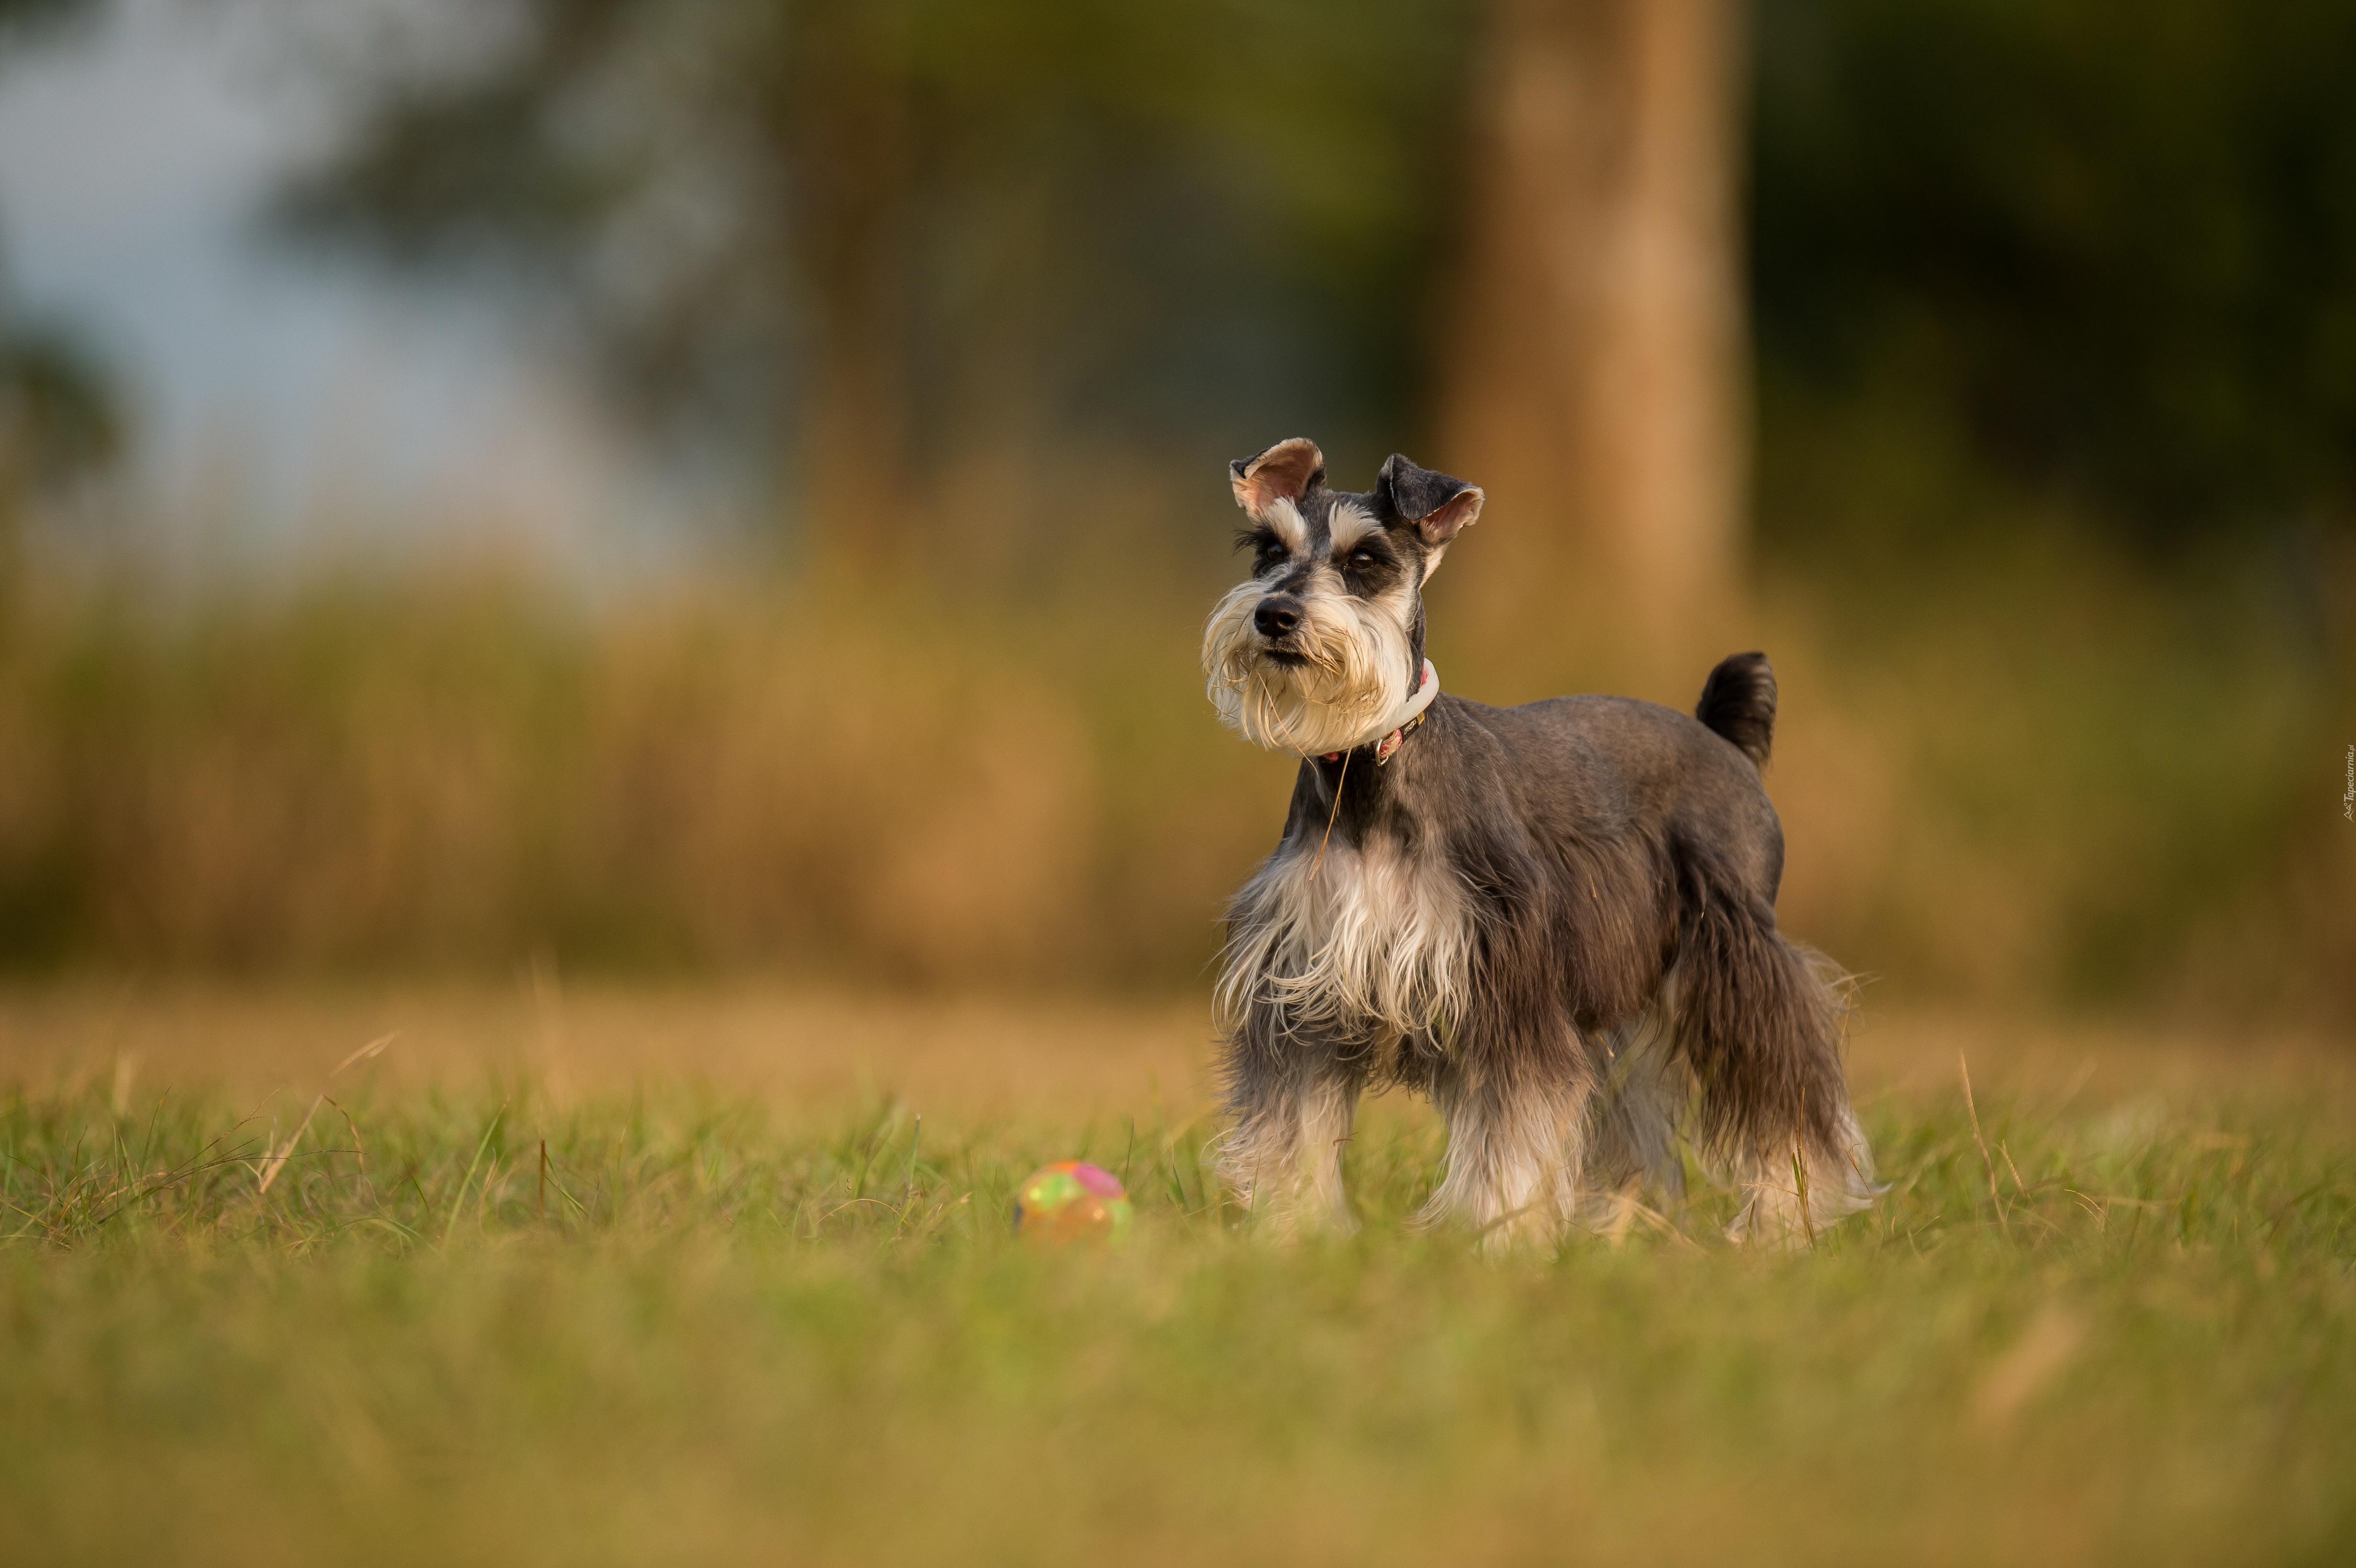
[{"left": 1374, "top": 454, "right": 1484, "bottom": 549}]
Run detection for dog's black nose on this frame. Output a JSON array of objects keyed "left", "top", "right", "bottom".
[{"left": 1254, "top": 596, "right": 1303, "bottom": 639}]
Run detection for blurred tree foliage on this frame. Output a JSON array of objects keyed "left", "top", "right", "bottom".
[
  {"left": 1753, "top": 0, "right": 2356, "bottom": 554},
  {"left": 274, "top": 0, "right": 1475, "bottom": 573},
  {"left": 0, "top": 0, "right": 94, "bottom": 42},
  {"left": 0, "top": 319, "right": 119, "bottom": 490},
  {"left": 0, "top": 0, "right": 120, "bottom": 507},
  {"left": 283, "top": 0, "right": 2356, "bottom": 567}
]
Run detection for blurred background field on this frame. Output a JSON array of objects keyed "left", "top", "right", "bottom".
[
  {"left": 1, "top": 0, "right": 2350, "bottom": 1023},
  {"left": 1, "top": 547, "right": 2345, "bottom": 1009}
]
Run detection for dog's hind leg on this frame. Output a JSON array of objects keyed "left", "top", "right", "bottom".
[
  {"left": 1581, "top": 1000, "right": 1690, "bottom": 1229},
  {"left": 1214, "top": 1025, "right": 1365, "bottom": 1235},
  {"left": 1669, "top": 837, "right": 1876, "bottom": 1243}
]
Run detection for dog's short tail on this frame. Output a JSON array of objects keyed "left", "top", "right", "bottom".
[{"left": 1696, "top": 651, "right": 1776, "bottom": 766}]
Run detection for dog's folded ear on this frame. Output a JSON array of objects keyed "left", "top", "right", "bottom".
[
  {"left": 1375, "top": 454, "right": 1483, "bottom": 547},
  {"left": 1230, "top": 438, "right": 1325, "bottom": 520}
]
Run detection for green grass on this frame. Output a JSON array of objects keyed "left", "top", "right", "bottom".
[{"left": 4, "top": 1078, "right": 2354, "bottom": 1567}]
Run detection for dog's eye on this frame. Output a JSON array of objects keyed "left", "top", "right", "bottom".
[
  {"left": 1256, "top": 543, "right": 1286, "bottom": 568},
  {"left": 1348, "top": 548, "right": 1378, "bottom": 567}
]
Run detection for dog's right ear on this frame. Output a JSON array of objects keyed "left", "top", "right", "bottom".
[{"left": 1229, "top": 438, "right": 1325, "bottom": 520}]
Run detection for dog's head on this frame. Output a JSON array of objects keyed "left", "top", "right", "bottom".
[{"left": 1203, "top": 438, "right": 1483, "bottom": 756}]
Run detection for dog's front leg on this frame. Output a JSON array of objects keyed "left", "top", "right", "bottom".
[
  {"left": 1214, "top": 1023, "right": 1364, "bottom": 1235},
  {"left": 1420, "top": 1050, "right": 1590, "bottom": 1249}
]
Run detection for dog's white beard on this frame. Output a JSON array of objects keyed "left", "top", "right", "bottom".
[{"left": 1202, "top": 581, "right": 1414, "bottom": 756}]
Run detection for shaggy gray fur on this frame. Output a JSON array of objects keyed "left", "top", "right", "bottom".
[{"left": 1209, "top": 441, "right": 1873, "bottom": 1245}]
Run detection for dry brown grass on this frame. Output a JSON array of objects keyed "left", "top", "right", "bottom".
[
  {"left": 0, "top": 541, "right": 2348, "bottom": 1016},
  {"left": 5, "top": 977, "right": 2347, "bottom": 1125}
]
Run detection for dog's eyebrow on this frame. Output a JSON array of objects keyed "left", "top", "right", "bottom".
[
  {"left": 1260, "top": 495, "right": 1310, "bottom": 553},
  {"left": 1327, "top": 501, "right": 1382, "bottom": 552}
]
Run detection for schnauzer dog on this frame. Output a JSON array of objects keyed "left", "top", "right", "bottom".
[{"left": 1203, "top": 437, "right": 1874, "bottom": 1245}]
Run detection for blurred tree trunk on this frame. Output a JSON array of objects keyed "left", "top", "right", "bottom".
[
  {"left": 1437, "top": 0, "right": 1746, "bottom": 690},
  {"left": 774, "top": 2, "right": 920, "bottom": 583}
]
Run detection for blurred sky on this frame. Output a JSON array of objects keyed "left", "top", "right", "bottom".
[{"left": 0, "top": 0, "right": 683, "bottom": 564}]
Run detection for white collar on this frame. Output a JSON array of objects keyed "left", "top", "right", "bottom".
[{"left": 1315, "top": 659, "right": 1439, "bottom": 764}]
